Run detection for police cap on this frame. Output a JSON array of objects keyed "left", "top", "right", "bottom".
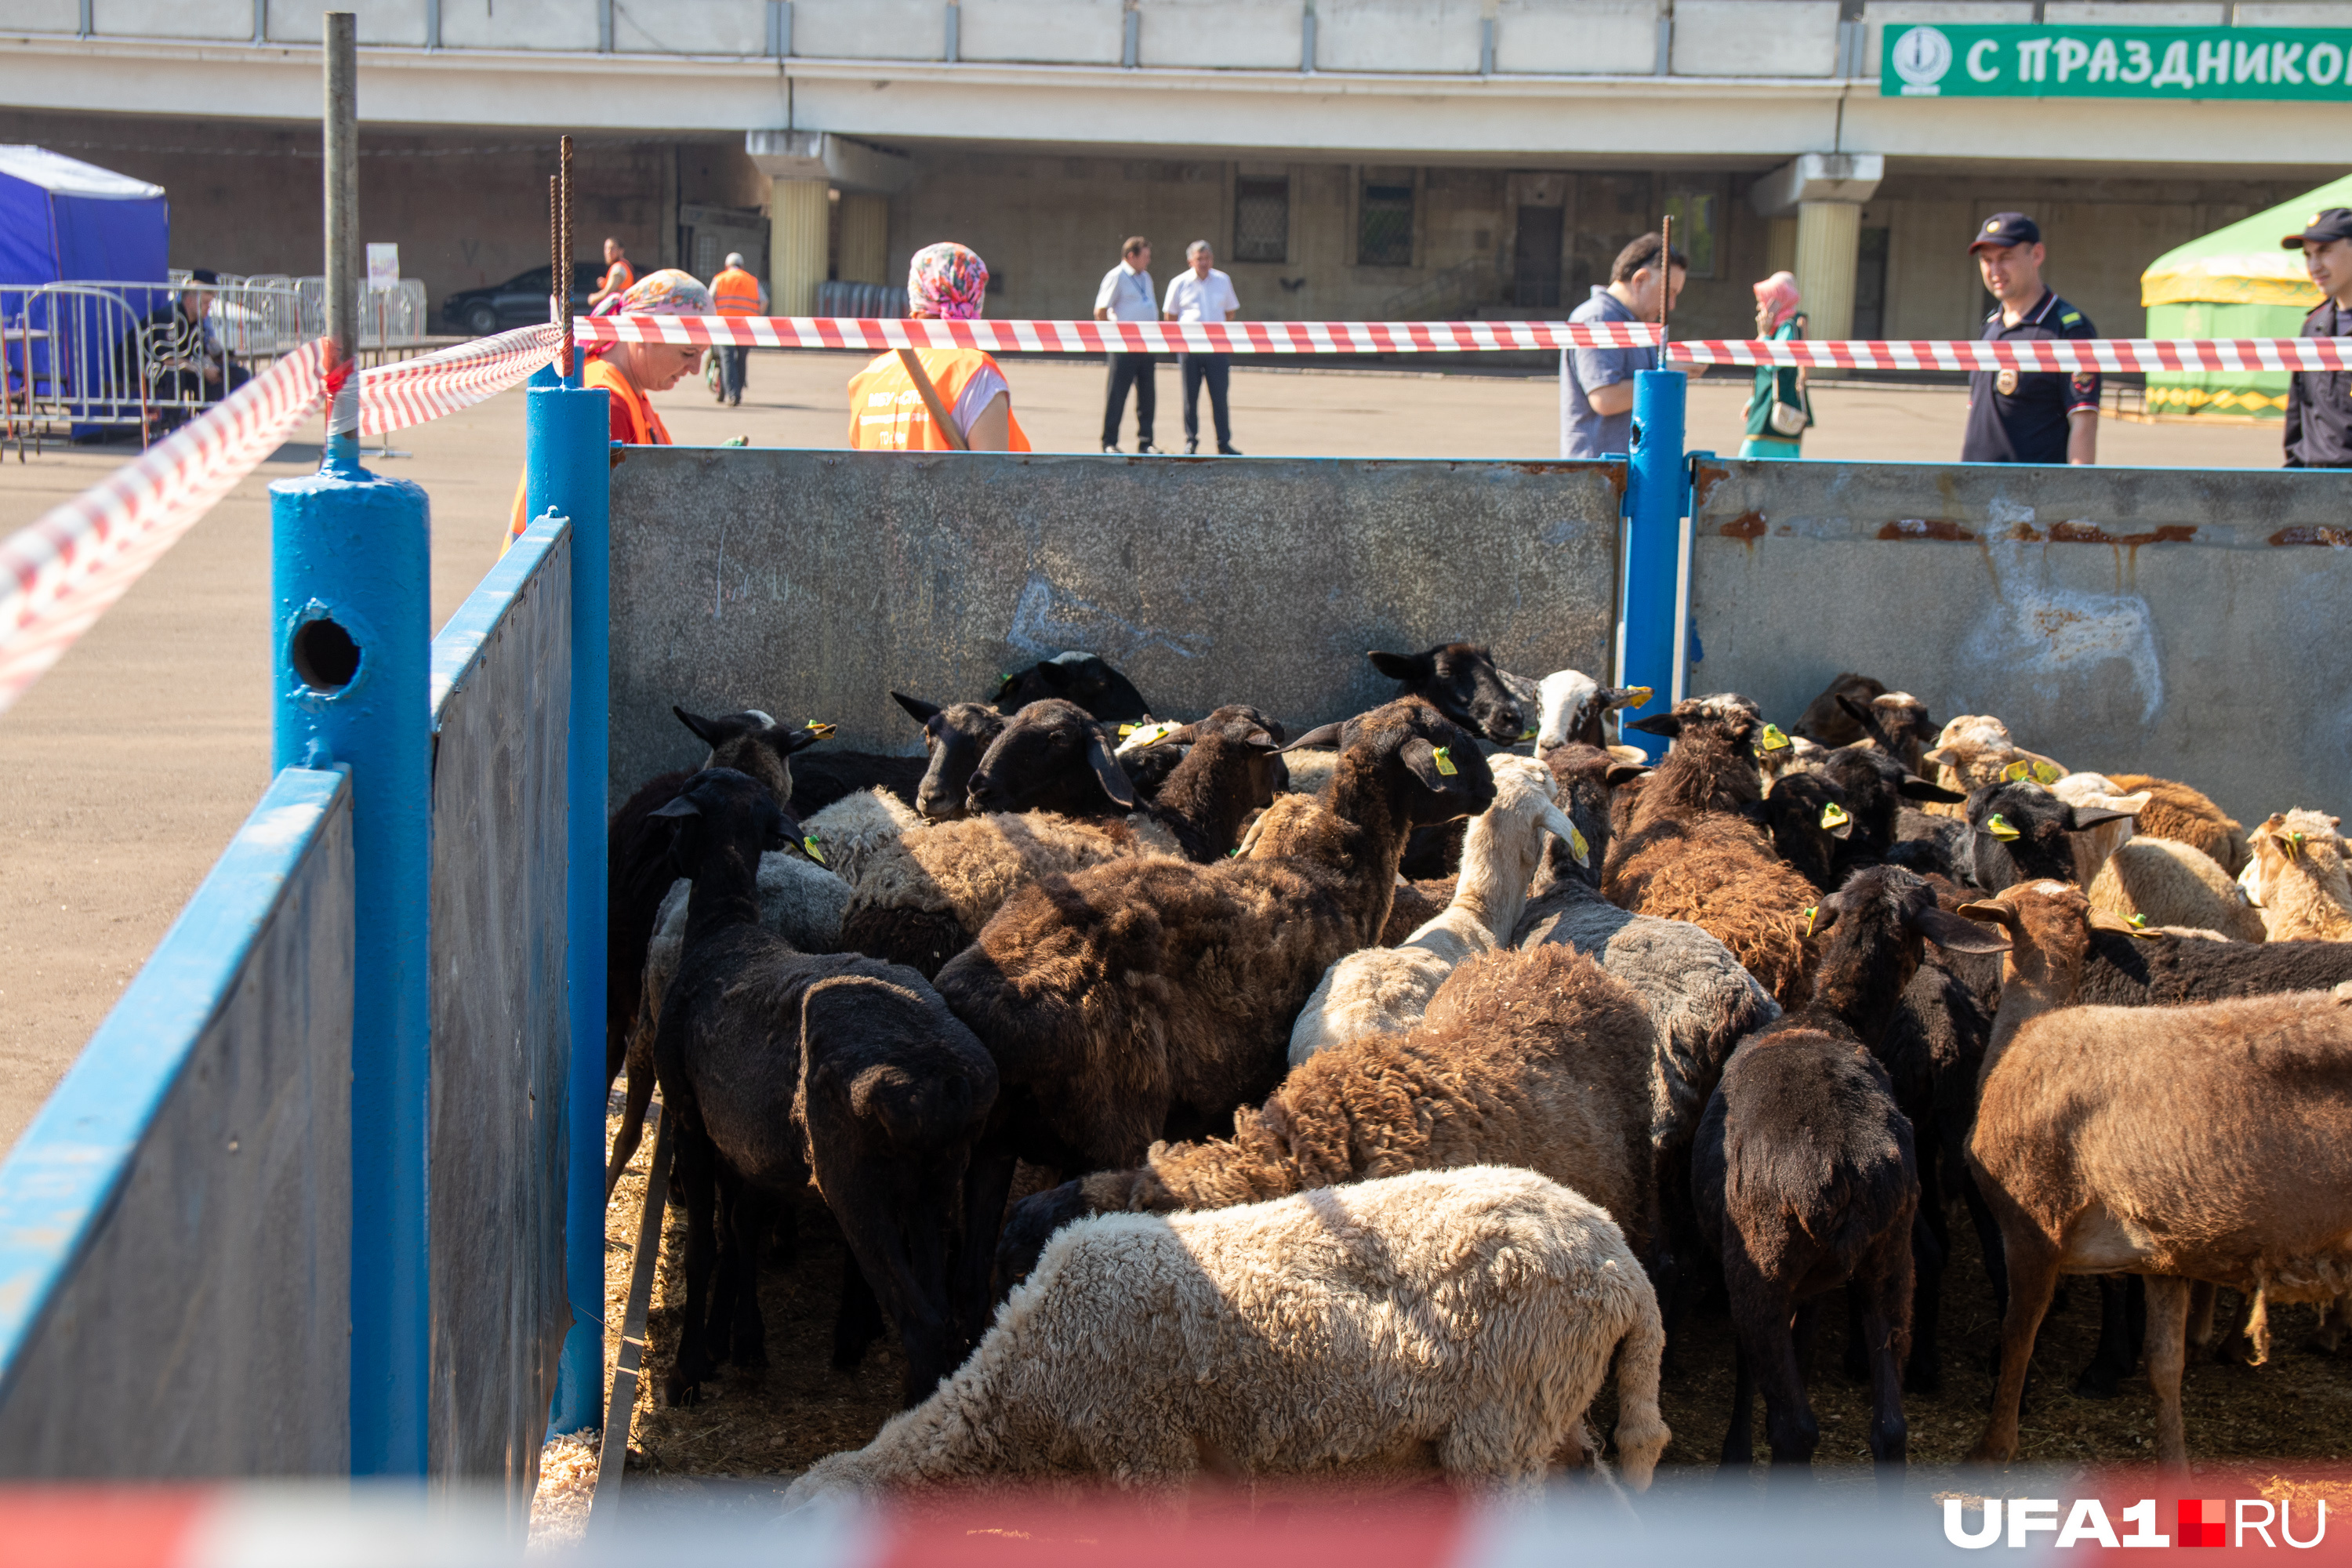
[
  {"left": 2281, "top": 208, "right": 2352, "bottom": 249},
  {"left": 1968, "top": 212, "right": 2041, "bottom": 253}
]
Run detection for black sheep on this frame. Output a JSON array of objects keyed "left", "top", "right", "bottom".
[
  {"left": 650, "top": 768, "right": 998, "bottom": 1409},
  {"left": 1369, "top": 642, "right": 1526, "bottom": 744},
  {"left": 989, "top": 651, "right": 1152, "bottom": 723},
  {"left": 1959, "top": 779, "right": 2133, "bottom": 891},
  {"left": 1694, "top": 864, "right": 2010, "bottom": 1476},
  {"left": 790, "top": 691, "right": 1001, "bottom": 818},
  {"left": 961, "top": 698, "right": 1138, "bottom": 816}
]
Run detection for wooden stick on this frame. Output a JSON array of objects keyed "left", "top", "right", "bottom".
[
  {"left": 895, "top": 347, "right": 971, "bottom": 451},
  {"left": 589, "top": 1094, "right": 669, "bottom": 1525}
]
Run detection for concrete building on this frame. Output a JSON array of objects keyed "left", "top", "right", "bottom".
[{"left": 2, "top": 0, "right": 2346, "bottom": 343}]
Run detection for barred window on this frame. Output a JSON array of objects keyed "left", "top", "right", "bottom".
[
  {"left": 1233, "top": 177, "right": 1290, "bottom": 263},
  {"left": 1358, "top": 181, "right": 1415, "bottom": 268}
]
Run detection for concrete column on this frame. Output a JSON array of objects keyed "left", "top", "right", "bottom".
[
  {"left": 1765, "top": 216, "right": 1797, "bottom": 279},
  {"left": 769, "top": 176, "right": 829, "bottom": 318},
  {"left": 1794, "top": 199, "right": 1861, "bottom": 344},
  {"left": 837, "top": 192, "right": 889, "bottom": 285}
]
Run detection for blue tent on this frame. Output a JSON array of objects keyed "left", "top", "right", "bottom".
[{"left": 0, "top": 144, "right": 168, "bottom": 286}]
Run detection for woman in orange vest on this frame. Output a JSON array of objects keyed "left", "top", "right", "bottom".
[
  {"left": 709, "top": 250, "right": 764, "bottom": 407},
  {"left": 847, "top": 241, "right": 1029, "bottom": 452},
  {"left": 507, "top": 268, "right": 712, "bottom": 548}
]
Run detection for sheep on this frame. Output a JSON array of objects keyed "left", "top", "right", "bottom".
[
  {"left": 1755, "top": 770, "right": 1851, "bottom": 893},
  {"left": 1286, "top": 756, "right": 1584, "bottom": 1064},
  {"left": 1694, "top": 864, "right": 2012, "bottom": 1475},
  {"left": 836, "top": 707, "right": 1287, "bottom": 978},
  {"left": 1369, "top": 642, "right": 1527, "bottom": 743},
  {"left": 2244, "top": 810, "right": 2352, "bottom": 942},
  {"left": 1955, "top": 886, "right": 2352, "bottom": 1467},
  {"left": 961, "top": 697, "right": 1142, "bottom": 818},
  {"left": 1919, "top": 714, "right": 2065, "bottom": 816},
  {"left": 2049, "top": 771, "right": 2151, "bottom": 885},
  {"left": 804, "top": 786, "right": 925, "bottom": 888},
  {"left": 606, "top": 706, "right": 826, "bottom": 1087},
  {"left": 1531, "top": 667, "right": 1650, "bottom": 751},
  {"left": 1793, "top": 671, "right": 1882, "bottom": 745},
  {"left": 2087, "top": 836, "right": 2267, "bottom": 943},
  {"left": 2103, "top": 771, "right": 2249, "bottom": 877},
  {"left": 989, "top": 649, "right": 1152, "bottom": 724},
  {"left": 1513, "top": 742, "right": 1780, "bottom": 1324},
  {"left": 1605, "top": 699, "right": 1820, "bottom": 1010},
  {"left": 644, "top": 768, "right": 998, "bottom": 1409},
  {"left": 1795, "top": 675, "right": 1936, "bottom": 773},
  {"left": 937, "top": 698, "right": 1497, "bottom": 1312},
  {"left": 1000, "top": 941, "right": 1656, "bottom": 1294},
  {"left": 786, "top": 691, "right": 986, "bottom": 818},
  {"left": 783, "top": 1166, "right": 1668, "bottom": 1505},
  {"left": 1958, "top": 779, "right": 2136, "bottom": 892}
]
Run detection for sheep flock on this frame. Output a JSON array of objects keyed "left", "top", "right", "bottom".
[{"left": 609, "top": 648, "right": 2352, "bottom": 1501}]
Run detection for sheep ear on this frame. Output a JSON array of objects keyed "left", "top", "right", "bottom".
[
  {"left": 1538, "top": 801, "right": 1591, "bottom": 868},
  {"left": 673, "top": 706, "right": 724, "bottom": 747},
  {"left": 1954, "top": 899, "right": 2017, "bottom": 932},
  {"left": 2067, "top": 806, "right": 2137, "bottom": 832},
  {"left": 1628, "top": 713, "right": 1682, "bottom": 739},
  {"left": 1085, "top": 728, "right": 1138, "bottom": 809},
  {"left": 650, "top": 795, "right": 700, "bottom": 820},
  {"left": 2086, "top": 908, "right": 2143, "bottom": 935},
  {"left": 769, "top": 808, "right": 806, "bottom": 854},
  {"left": 1899, "top": 775, "right": 1968, "bottom": 804},
  {"left": 779, "top": 724, "right": 828, "bottom": 755},
  {"left": 1602, "top": 684, "right": 1652, "bottom": 711},
  {"left": 1277, "top": 721, "right": 1345, "bottom": 753},
  {"left": 1400, "top": 737, "right": 1462, "bottom": 794},
  {"left": 1604, "top": 760, "right": 1652, "bottom": 786},
  {"left": 1914, "top": 902, "right": 2013, "bottom": 954},
  {"left": 1032, "top": 659, "right": 1076, "bottom": 691},
  {"left": 891, "top": 691, "right": 942, "bottom": 724},
  {"left": 1835, "top": 692, "right": 1890, "bottom": 742},
  {"left": 1240, "top": 727, "right": 1279, "bottom": 753},
  {"left": 1921, "top": 746, "right": 1957, "bottom": 768},
  {"left": 1367, "top": 648, "right": 1432, "bottom": 682}
]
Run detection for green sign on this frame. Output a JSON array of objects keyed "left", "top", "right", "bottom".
[{"left": 1882, "top": 23, "right": 2352, "bottom": 99}]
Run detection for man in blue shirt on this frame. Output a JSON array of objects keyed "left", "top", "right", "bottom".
[
  {"left": 1563, "top": 233, "right": 1686, "bottom": 459},
  {"left": 1961, "top": 212, "right": 2100, "bottom": 465},
  {"left": 1094, "top": 236, "right": 1160, "bottom": 453}
]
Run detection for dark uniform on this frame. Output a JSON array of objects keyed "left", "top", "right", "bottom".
[
  {"left": 2278, "top": 208, "right": 2352, "bottom": 468},
  {"left": 1962, "top": 289, "right": 2100, "bottom": 464}
]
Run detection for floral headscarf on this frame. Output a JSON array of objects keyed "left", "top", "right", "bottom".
[
  {"left": 907, "top": 242, "right": 989, "bottom": 321},
  {"left": 594, "top": 267, "right": 714, "bottom": 319},
  {"left": 1753, "top": 270, "right": 1802, "bottom": 333}
]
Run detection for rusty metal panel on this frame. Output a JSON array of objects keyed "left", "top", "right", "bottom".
[
  {"left": 0, "top": 768, "right": 354, "bottom": 1475},
  {"left": 426, "top": 524, "right": 572, "bottom": 1502},
  {"left": 1690, "top": 459, "right": 2352, "bottom": 824},
  {"left": 608, "top": 448, "right": 1626, "bottom": 796}
]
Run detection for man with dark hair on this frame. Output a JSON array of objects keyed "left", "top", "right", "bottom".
[
  {"left": 1962, "top": 212, "right": 2098, "bottom": 465},
  {"left": 2281, "top": 206, "right": 2352, "bottom": 468},
  {"left": 136, "top": 269, "right": 249, "bottom": 432},
  {"left": 1563, "top": 233, "right": 1686, "bottom": 459},
  {"left": 1094, "top": 235, "right": 1160, "bottom": 453}
]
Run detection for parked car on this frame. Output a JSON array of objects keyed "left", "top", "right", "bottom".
[{"left": 441, "top": 263, "right": 603, "bottom": 336}]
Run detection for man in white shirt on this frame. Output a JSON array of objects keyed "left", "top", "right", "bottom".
[
  {"left": 1094, "top": 235, "right": 1161, "bottom": 454},
  {"left": 1163, "top": 240, "right": 1243, "bottom": 455}
]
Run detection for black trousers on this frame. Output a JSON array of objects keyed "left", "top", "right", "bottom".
[
  {"left": 717, "top": 346, "right": 748, "bottom": 400},
  {"left": 1178, "top": 352, "right": 1231, "bottom": 447},
  {"left": 1102, "top": 352, "right": 1156, "bottom": 446}
]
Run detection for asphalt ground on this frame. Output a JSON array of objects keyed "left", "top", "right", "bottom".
[{"left": 0, "top": 352, "right": 2280, "bottom": 1153}]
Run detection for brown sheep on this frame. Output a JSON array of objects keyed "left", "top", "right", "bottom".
[
  {"left": 2245, "top": 810, "right": 2352, "bottom": 942},
  {"left": 1956, "top": 881, "right": 2352, "bottom": 1468},
  {"left": 1605, "top": 700, "right": 1818, "bottom": 1009},
  {"left": 993, "top": 942, "right": 1656, "bottom": 1289},
  {"left": 2087, "top": 836, "right": 2267, "bottom": 943},
  {"left": 2104, "top": 771, "right": 2248, "bottom": 877}
]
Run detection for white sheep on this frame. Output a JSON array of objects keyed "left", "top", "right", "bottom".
[
  {"left": 781, "top": 1165, "right": 1668, "bottom": 1504},
  {"left": 1287, "top": 757, "right": 1583, "bottom": 1065},
  {"left": 2089, "top": 835, "right": 2267, "bottom": 943},
  {"left": 1533, "top": 667, "right": 1648, "bottom": 752}
]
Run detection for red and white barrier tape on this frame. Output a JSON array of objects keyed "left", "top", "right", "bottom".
[
  {"left": 575, "top": 314, "right": 1663, "bottom": 354},
  {"left": 1666, "top": 336, "right": 2352, "bottom": 374},
  {"left": 0, "top": 324, "right": 560, "bottom": 717}
]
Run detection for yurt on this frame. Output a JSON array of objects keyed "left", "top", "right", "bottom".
[{"left": 2140, "top": 173, "right": 2352, "bottom": 420}]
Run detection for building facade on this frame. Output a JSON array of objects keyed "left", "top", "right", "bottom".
[{"left": 3, "top": 0, "right": 2346, "bottom": 344}]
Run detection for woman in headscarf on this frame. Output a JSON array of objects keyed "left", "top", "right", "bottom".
[
  {"left": 1740, "top": 270, "right": 1812, "bottom": 461},
  {"left": 846, "top": 242, "right": 1029, "bottom": 452},
  {"left": 508, "top": 268, "right": 713, "bottom": 546}
]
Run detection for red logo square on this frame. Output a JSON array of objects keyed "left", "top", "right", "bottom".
[{"left": 2176, "top": 1498, "right": 2228, "bottom": 1548}]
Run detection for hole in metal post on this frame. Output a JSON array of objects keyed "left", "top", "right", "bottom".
[{"left": 291, "top": 617, "right": 361, "bottom": 692}]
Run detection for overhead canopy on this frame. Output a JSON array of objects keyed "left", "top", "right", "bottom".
[
  {"left": 2140, "top": 172, "right": 2352, "bottom": 310},
  {"left": 0, "top": 144, "right": 169, "bottom": 288}
]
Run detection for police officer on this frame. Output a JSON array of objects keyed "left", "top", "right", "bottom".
[
  {"left": 2281, "top": 207, "right": 2352, "bottom": 468},
  {"left": 1962, "top": 213, "right": 2100, "bottom": 465}
]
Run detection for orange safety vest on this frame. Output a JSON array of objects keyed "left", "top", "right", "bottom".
[
  {"left": 598, "top": 258, "right": 636, "bottom": 298},
  {"left": 506, "top": 355, "right": 669, "bottom": 545},
  {"left": 845, "top": 347, "right": 1030, "bottom": 452},
  {"left": 711, "top": 266, "right": 762, "bottom": 317}
]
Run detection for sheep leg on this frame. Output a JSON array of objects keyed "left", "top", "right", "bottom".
[
  {"left": 2187, "top": 1281, "right": 2218, "bottom": 1352},
  {"left": 604, "top": 1051, "right": 657, "bottom": 1200},
  {"left": 1968, "top": 1234, "right": 2060, "bottom": 1464},
  {"left": 724, "top": 1185, "right": 776, "bottom": 1370},
  {"left": 663, "top": 1127, "right": 722, "bottom": 1407},
  {"left": 830, "top": 1250, "right": 886, "bottom": 1372},
  {"left": 2073, "top": 1275, "right": 2140, "bottom": 1399},
  {"left": 1755, "top": 1305, "right": 1821, "bottom": 1472},
  {"left": 1720, "top": 1341, "right": 1758, "bottom": 1468},
  {"left": 1904, "top": 1209, "right": 1947, "bottom": 1396},
  {"left": 1951, "top": 1160, "right": 2009, "bottom": 1316},
  {"left": 2144, "top": 1274, "right": 2192, "bottom": 1470},
  {"left": 705, "top": 1175, "right": 742, "bottom": 1366},
  {"left": 957, "top": 1129, "right": 1024, "bottom": 1343},
  {"left": 2306, "top": 1294, "right": 2349, "bottom": 1356},
  {"left": 1860, "top": 1236, "right": 1913, "bottom": 1475}
]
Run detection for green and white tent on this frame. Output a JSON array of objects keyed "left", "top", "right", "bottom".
[{"left": 2140, "top": 174, "right": 2351, "bottom": 420}]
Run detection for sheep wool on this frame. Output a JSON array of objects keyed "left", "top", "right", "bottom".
[
  {"left": 2088, "top": 836, "right": 2267, "bottom": 945},
  {"left": 2105, "top": 772, "right": 2249, "bottom": 877},
  {"left": 784, "top": 1167, "right": 1668, "bottom": 1503},
  {"left": 2245, "top": 810, "right": 2352, "bottom": 942}
]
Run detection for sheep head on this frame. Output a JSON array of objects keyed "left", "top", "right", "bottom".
[
  {"left": 649, "top": 766, "right": 801, "bottom": 883},
  {"left": 673, "top": 705, "right": 827, "bottom": 811},
  {"left": 894, "top": 691, "right": 1006, "bottom": 822},
  {"left": 1284, "top": 695, "right": 1498, "bottom": 829},
  {"left": 1367, "top": 641, "right": 1526, "bottom": 745},
  {"left": 1533, "top": 667, "right": 1653, "bottom": 751},
  {"left": 1962, "top": 780, "right": 2136, "bottom": 891},
  {"left": 989, "top": 649, "right": 1152, "bottom": 723},
  {"left": 1955, "top": 878, "right": 2094, "bottom": 1014},
  {"left": 964, "top": 698, "right": 1138, "bottom": 816}
]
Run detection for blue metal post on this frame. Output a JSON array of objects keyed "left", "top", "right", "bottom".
[
  {"left": 533, "top": 365, "right": 615, "bottom": 1437},
  {"left": 271, "top": 432, "right": 432, "bottom": 1475},
  {"left": 1618, "top": 368, "right": 1689, "bottom": 761}
]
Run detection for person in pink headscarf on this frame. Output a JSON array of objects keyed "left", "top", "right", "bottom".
[
  {"left": 1740, "top": 270, "right": 1813, "bottom": 460},
  {"left": 845, "top": 241, "right": 1028, "bottom": 451}
]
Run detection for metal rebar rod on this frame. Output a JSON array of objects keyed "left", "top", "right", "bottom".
[
  {"left": 324, "top": 11, "right": 358, "bottom": 432},
  {"left": 559, "top": 134, "right": 575, "bottom": 380}
]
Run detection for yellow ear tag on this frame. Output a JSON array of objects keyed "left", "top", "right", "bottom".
[
  {"left": 2000, "top": 758, "right": 2032, "bottom": 783},
  {"left": 2291, "top": 831, "right": 2308, "bottom": 856},
  {"left": 1119, "top": 723, "right": 1138, "bottom": 738},
  {"left": 803, "top": 836, "right": 828, "bottom": 866},
  {"left": 804, "top": 720, "right": 837, "bottom": 739},
  {"left": 2033, "top": 760, "right": 2064, "bottom": 785},
  {"left": 1569, "top": 823, "right": 1591, "bottom": 862},
  {"left": 1820, "top": 802, "right": 1850, "bottom": 830},
  {"left": 1622, "top": 686, "right": 1653, "bottom": 707},
  {"left": 1987, "top": 815, "right": 2021, "bottom": 841},
  {"left": 1432, "top": 746, "right": 1458, "bottom": 777},
  {"left": 2129, "top": 913, "right": 2147, "bottom": 927},
  {"left": 1760, "top": 724, "right": 1791, "bottom": 753},
  {"left": 1134, "top": 721, "right": 1179, "bottom": 747},
  {"left": 1520, "top": 726, "right": 1539, "bottom": 742},
  {"left": 1803, "top": 906, "right": 1820, "bottom": 936}
]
